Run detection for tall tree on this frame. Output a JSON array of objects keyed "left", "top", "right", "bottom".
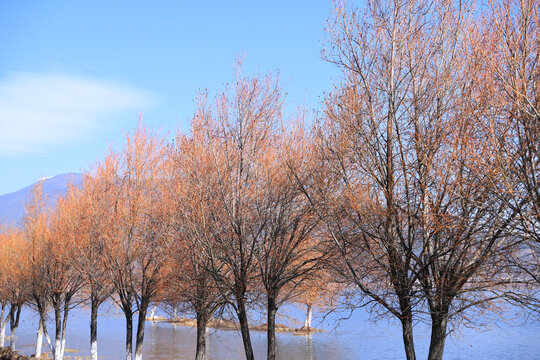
[
  {"left": 316, "top": 1, "right": 462, "bottom": 357},
  {"left": 483, "top": 0, "right": 540, "bottom": 313},
  {"left": 23, "top": 181, "right": 51, "bottom": 358},
  {"left": 101, "top": 127, "right": 167, "bottom": 360},
  {"left": 0, "top": 228, "right": 11, "bottom": 348},
  {"left": 165, "top": 130, "right": 227, "bottom": 360},
  {"left": 256, "top": 128, "right": 321, "bottom": 360},
  {"left": 71, "top": 167, "right": 116, "bottom": 360},
  {"left": 305, "top": 1, "right": 520, "bottom": 360},
  {"left": 181, "top": 66, "right": 283, "bottom": 360},
  {"left": 40, "top": 182, "right": 85, "bottom": 360},
  {"left": 0, "top": 227, "right": 30, "bottom": 350}
]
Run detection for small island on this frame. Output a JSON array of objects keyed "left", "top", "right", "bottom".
[{"left": 148, "top": 316, "right": 324, "bottom": 334}]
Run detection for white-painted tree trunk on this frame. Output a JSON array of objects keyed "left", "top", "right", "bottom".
[
  {"left": 0, "top": 321, "right": 6, "bottom": 348},
  {"left": 59, "top": 338, "right": 66, "bottom": 360},
  {"left": 134, "top": 352, "right": 143, "bottom": 360},
  {"left": 35, "top": 321, "right": 44, "bottom": 358},
  {"left": 304, "top": 304, "right": 312, "bottom": 328},
  {"left": 10, "top": 327, "right": 17, "bottom": 350},
  {"left": 90, "top": 340, "right": 98, "bottom": 360},
  {"left": 173, "top": 305, "right": 177, "bottom": 319},
  {"left": 42, "top": 324, "right": 55, "bottom": 359},
  {"left": 150, "top": 306, "right": 156, "bottom": 319},
  {"left": 0, "top": 305, "right": 6, "bottom": 348},
  {"left": 55, "top": 338, "right": 62, "bottom": 360}
]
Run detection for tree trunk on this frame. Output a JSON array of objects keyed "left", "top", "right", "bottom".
[
  {"left": 9, "top": 304, "right": 22, "bottom": 351},
  {"left": 236, "top": 298, "right": 255, "bottom": 360},
  {"left": 9, "top": 326, "right": 16, "bottom": 351},
  {"left": 59, "top": 302, "right": 70, "bottom": 360},
  {"left": 54, "top": 302, "right": 62, "bottom": 360},
  {"left": 0, "top": 304, "right": 7, "bottom": 348},
  {"left": 427, "top": 312, "right": 449, "bottom": 360},
  {"left": 303, "top": 304, "right": 312, "bottom": 329},
  {"left": 134, "top": 303, "right": 149, "bottom": 360},
  {"left": 36, "top": 302, "right": 53, "bottom": 358},
  {"left": 40, "top": 313, "right": 55, "bottom": 359},
  {"left": 124, "top": 309, "right": 133, "bottom": 360},
  {"left": 195, "top": 311, "right": 208, "bottom": 360},
  {"left": 149, "top": 306, "right": 156, "bottom": 319},
  {"left": 35, "top": 319, "right": 44, "bottom": 358},
  {"left": 400, "top": 313, "right": 416, "bottom": 360},
  {"left": 90, "top": 298, "right": 99, "bottom": 360},
  {"left": 0, "top": 321, "right": 6, "bottom": 348},
  {"left": 267, "top": 296, "right": 278, "bottom": 360},
  {"left": 173, "top": 305, "right": 177, "bottom": 319}
]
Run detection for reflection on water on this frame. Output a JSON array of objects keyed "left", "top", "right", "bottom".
[{"left": 9, "top": 303, "right": 540, "bottom": 360}]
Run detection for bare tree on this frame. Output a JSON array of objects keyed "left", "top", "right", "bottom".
[
  {"left": 178, "top": 65, "right": 283, "bottom": 360},
  {"left": 72, "top": 166, "right": 117, "bottom": 360},
  {"left": 256, "top": 128, "right": 322, "bottom": 360},
  {"left": 482, "top": 0, "right": 540, "bottom": 313},
  {"left": 164, "top": 130, "right": 229, "bottom": 360},
  {"left": 0, "top": 228, "right": 11, "bottom": 348},
  {"left": 23, "top": 182, "right": 52, "bottom": 358},
  {"left": 101, "top": 127, "right": 167, "bottom": 360},
  {"left": 0, "top": 226, "right": 30, "bottom": 350},
  {"left": 301, "top": 1, "right": 522, "bottom": 360},
  {"left": 40, "top": 184, "right": 85, "bottom": 360},
  {"left": 315, "top": 1, "right": 464, "bottom": 357}
]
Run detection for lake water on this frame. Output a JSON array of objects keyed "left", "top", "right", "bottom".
[{"left": 9, "top": 302, "right": 540, "bottom": 359}]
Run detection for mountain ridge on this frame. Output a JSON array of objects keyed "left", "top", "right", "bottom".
[{"left": 0, "top": 173, "right": 83, "bottom": 226}]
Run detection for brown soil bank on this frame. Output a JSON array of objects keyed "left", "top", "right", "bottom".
[
  {"left": 0, "top": 348, "right": 32, "bottom": 360},
  {"left": 0, "top": 348, "right": 56, "bottom": 360},
  {"left": 149, "top": 316, "right": 323, "bottom": 334}
]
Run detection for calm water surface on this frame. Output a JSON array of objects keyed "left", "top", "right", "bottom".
[{"left": 10, "top": 303, "right": 540, "bottom": 359}]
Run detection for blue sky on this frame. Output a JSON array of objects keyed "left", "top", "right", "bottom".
[{"left": 0, "top": 0, "right": 340, "bottom": 195}]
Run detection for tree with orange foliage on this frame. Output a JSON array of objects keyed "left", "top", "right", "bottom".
[
  {"left": 23, "top": 181, "right": 51, "bottom": 358},
  {"left": 0, "top": 227, "right": 13, "bottom": 348},
  {"left": 68, "top": 168, "right": 115, "bottom": 360},
  {"left": 293, "top": 268, "right": 340, "bottom": 330},
  {"left": 100, "top": 127, "right": 168, "bottom": 360},
  {"left": 297, "top": 2, "right": 523, "bottom": 360},
  {"left": 314, "top": 1, "right": 462, "bottom": 356},
  {"left": 0, "top": 226, "right": 30, "bottom": 350},
  {"left": 181, "top": 67, "right": 284, "bottom": 360},
  {"left": 164, "top": 129, "right": 227, "bottom": 360},
  {"left": 255, "top": 128, "right": 323, "bottom": 360},
  {"left": 37, "top": 182, "right": 84, "bottom": 360},
  {"left": 481, "top": 0, "right": 540, "bottom": 314},
  {"left": 0, "top": 229, "right": 9, "bottom": 348}
]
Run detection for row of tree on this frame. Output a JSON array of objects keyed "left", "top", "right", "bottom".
[
  {"left": 0, "top": 0, "right": 538, "bottom": 360},
  {"left": 0, "top": 73, "right": 329, "bottom": 360}
]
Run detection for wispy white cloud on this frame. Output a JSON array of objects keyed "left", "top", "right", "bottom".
[{"left": 0, "top": 72, "right": 153, "bottom": 155}]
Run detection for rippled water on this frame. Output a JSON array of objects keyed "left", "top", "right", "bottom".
[{"left": 9, "top": 303, "right": 540, "bottom": 359}]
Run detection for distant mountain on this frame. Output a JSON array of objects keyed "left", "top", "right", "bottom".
[{"left": 0, "top": 173, "right": 83, "bottom": 226}]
